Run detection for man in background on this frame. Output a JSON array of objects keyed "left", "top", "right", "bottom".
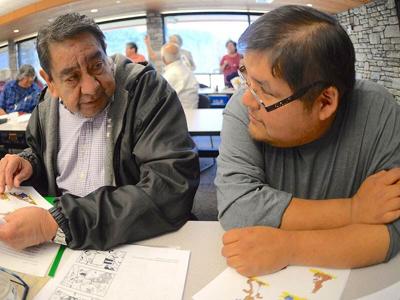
[
  {"left": 145, "top": 34, "right": 196, "bottom": 71},
  {"left": 0, "top": 64, "right": 41, "bottom": 115},
  {"left": 125, "top": 42, "right": 146, "bottom": 64},
  {"left": 161, "top": 42, "right": 198, "bottom": 109}
]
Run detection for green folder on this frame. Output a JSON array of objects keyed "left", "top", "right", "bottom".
[{"left": 45, "top": 196, "right": 65, "bottom": 277}]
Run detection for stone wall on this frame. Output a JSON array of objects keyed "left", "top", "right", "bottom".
[
  {"left": 337, "top": 0, "right": 400, "bottom": 103},
  {"left": 146, "top": 11, "right": 164, "bottom": 72}
]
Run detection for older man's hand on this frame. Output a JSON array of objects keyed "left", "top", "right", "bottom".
[
  {"left": 0, "top": 154, "right": 33, "bottom": 193},
  {"left": 0, "top": 207, "right": 58, "bottom": 250},
  {"left": 222, "top": 226, "right": 292, "bottom": 277}
]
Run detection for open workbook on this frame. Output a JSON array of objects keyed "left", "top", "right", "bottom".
[{"left": 0, "top": 186, "right": 60, "bottom": 277}]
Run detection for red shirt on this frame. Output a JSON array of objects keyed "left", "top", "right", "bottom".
[
  {"left": 127, "top": 53, "right": 146, "bottom": 63},
  {"left": 220, "top": 53, "right": 241, "bottom": 82}
]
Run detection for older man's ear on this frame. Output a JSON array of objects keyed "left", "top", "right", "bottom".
[{"left": 40, "top": 69, "right": 59, "bottom": 98}]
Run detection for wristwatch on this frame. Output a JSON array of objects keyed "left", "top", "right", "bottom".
[{"left": 48, "top": 206, "right": 72, "bottom": 245}]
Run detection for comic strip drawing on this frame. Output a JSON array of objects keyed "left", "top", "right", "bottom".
[
  {"left": 241, "top": 277, "right": 269, "bottom": 300},
  {"left": 50, "top": 288, "right": 95, "bottom": 300},
  {"left": 61, "top": 265, "right": 114, "bottom": 297},
  {"left": 77, "top": 250, "right": 126, "bottom": 272},
  {"left": 310, "top": 269, "right": 336, "bottom": 293}
]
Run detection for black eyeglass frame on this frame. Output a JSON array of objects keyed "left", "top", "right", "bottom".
[
  {"left": 0, "top": 267, "right": 29, "bottom": 300},
  {"left": 238, "top": 65, "right": 330, "bottom": 112}
]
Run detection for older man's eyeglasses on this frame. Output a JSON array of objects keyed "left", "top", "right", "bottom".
[
  {"left": 0, "top": 267, "right": 29, "bottom": 300},
  {"left": 238, "top": 65, "right": 328, "bottom": 112}
]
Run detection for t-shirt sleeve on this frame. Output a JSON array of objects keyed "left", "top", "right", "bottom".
[{"left": 215, "top": 91, "right": 292, "bottom": 230}]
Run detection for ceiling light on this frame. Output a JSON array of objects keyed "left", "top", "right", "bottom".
[
  {"left": 307, "top": 3, "right": 313, "bottom": 7},
  {"left": 116, "top": 0, "right": 121, "bottom": 3},
  {"left": 256, "top": 0, "right": 274, "bottom": 3},
  {"left": 90, "top": 8, "right": 98, "bottom": 13},
  {"left": 13, "top": 29, "right": 19, "bottom": 33}
]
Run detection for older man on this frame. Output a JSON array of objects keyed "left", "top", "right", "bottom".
[
  {"left": 216, "top": 5, "right": 400, "bottom": 276},
  {"left": 161, "top": 42, "right": 199, "bottom": 110},
  {"left": 0, "top": 13, "right": 199, "bottom": 250},
  {"left": 0, "top": 64, "right": 41, "bottom": 115}
]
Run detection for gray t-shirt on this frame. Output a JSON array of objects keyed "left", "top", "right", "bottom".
[{"left": 215, "top": 80, "right": 400, "bottom": 260}]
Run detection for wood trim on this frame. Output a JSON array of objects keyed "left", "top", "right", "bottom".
[{"left": 0, "top": 0, "right": 78, "bottom": 26}]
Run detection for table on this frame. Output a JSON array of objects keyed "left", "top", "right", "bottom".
[
  {"left": 22, "top": 221, "right": 400, "bottom": 299},
  {"left": 0, "top": 119, "right": 29, "bottom": 150},
  {"left": 185, "top": 109, "right": 223, "bottom": 158},
  {"left": 184, "top": 109, "right": 223, "bottom": 136}
]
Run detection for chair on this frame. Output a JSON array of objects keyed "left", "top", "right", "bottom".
[{"left": 198, "top": 94, "right": 210, "bottom": 108}]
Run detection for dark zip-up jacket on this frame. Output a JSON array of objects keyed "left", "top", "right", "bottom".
[{"left": 20, "top": 54, "right": 200, "bottom": 249}]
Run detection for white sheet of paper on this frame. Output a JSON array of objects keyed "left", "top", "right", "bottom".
[
  {"left": 35, "top": 244, "right": 190, "bottom": 300},
  {"left": 194, "top": 266, "right": 350, "bottom": 300},
  {"left": 356, "top": 280, "right": 400, "bottom": 300},
  {"left": 0, "top": 186, "right": 60, "bottom": 277}
]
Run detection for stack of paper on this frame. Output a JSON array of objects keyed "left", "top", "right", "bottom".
[{"left": 0, "top": 186, "right": 60, "bottom": 277}]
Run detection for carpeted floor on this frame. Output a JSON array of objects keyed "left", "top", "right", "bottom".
[{"left": 191, "top": 136, "right": 220, "bottom": 221}]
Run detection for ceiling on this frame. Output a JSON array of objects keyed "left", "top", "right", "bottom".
[{"left": 0, "top": 0, "right": 372, "bottom": 43}]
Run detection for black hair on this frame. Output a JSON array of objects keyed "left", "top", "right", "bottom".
[{"left": 239, "top": 5, "right": 356, "bottom": 102}]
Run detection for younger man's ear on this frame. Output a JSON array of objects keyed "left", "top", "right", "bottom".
[
  {"left": 39, "top": 69, "right": 58, "bottom": 98},
  {"left": 316, "top": 86, "right": 339, "bottom": 121}
]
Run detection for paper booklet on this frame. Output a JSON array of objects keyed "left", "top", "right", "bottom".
[
  {"left": 35, "top": 245, "right": 191, "bottom": 300},
  {"left": 0, "top": 186, "right": 60, "bottom": 277},
  {"left": 193, "top": 266, "right": 350, "bottom": 300}
]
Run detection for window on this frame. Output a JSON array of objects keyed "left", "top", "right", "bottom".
[
  {"left": 0, "top": 46, "right": 9, "bottom": 70},
  {"left": 164, "top": 13, "right": 262, "bottom": 88},
  {"left": 17, "top": 38, "right": 41, "bottom": 75},
  {"left": 99, "top": 18, "right": 147, "bottom": 59}
]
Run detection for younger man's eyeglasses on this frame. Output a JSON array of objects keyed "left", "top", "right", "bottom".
[{"left": 238, "top": 65, "right": 329, "bottom": 112}]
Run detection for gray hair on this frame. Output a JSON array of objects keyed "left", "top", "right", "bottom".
[
  {"left": 16, "top": 64, "right": 36, "bottom": 80},
  {"left": 37, "top": 13, "right": 106, "bottom": 78},
  {"left": 169, "top": 34, "right": 183, "bottom": 47},
  {"left": 161, "top": 43, "right": 181, "bottom": 64}
]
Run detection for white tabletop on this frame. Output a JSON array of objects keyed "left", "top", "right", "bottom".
[
  {"left": 23, "top": 221, "right": 400, "bottom": 299},
  {"left": 184, "top": 109, "right": 223, "bottom": 136},
  {"left": 0, "top": 110, "right": 224, "bottom": 136},
  {"left": 199, "top": 87, "right": 235, "bottom": 95}
]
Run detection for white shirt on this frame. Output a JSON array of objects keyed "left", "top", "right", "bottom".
[{"left": 162, "top": 60, "right": 199, "bottom": 110}]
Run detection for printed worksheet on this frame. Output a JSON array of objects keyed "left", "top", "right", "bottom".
[
  {"left": 193, "top": 266, "right": 350, "bottom": 300},
  {"left": 0, "top": 186, "right": 60, "bottom": 277},
  {"left": 35, "top": 245, "right": 190, "bottom": 300}
]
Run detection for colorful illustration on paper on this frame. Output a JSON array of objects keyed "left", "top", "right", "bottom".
[
  {"left": 279, "top": 291, "right": 307, "bottom": 300},
  {"left": 242, "top": 277, "right": 269, "bottom": 300},
  {"left": 0, "top": 194, "right": 9, "bottom": 201},
  {"left": 309, "top": 268, "right": 336, "bottom": 293},
  {"left": 8, "top": 192, "right": 37, "bottom": 205}
]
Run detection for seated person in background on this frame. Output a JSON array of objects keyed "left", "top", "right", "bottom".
[
  {"left": 216, "top": 5, "right": 400, "bottom": 277},
  {"left": 161, "top": 42, "right": 199, "bottom": 110},
  {"left": 144, "top": 34, "right": 196, "bottom": 71},
  {"left": 0, "top": 64, "right": 41, "bottom": 115},
  {"left": 0, "top": 13, "right": 199, "bottom": 250},
  {"left": 219, "top": 40, "right": 241, "bottom": 88},
  {"left": 125, "top": 42, "right": 146, "bottom": 64}
]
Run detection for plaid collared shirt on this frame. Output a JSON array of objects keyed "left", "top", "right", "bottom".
[
  {"left": 56, "top": 102, "right": 111, "bottom": 197},
  {"left": 0, "top": 80, "right": 41, "bottom": 113}
]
